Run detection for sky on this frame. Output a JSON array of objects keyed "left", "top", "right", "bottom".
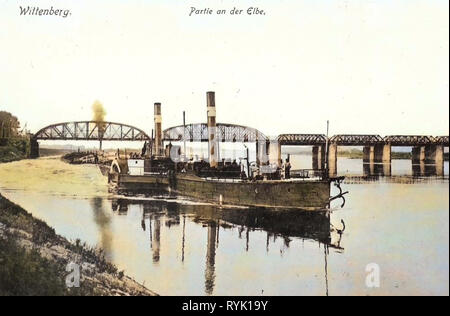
[{"left": 0, "top": 0, "right": 448, "bottom": 143}]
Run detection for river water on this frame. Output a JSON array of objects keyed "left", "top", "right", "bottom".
[{"left": 0, "top": 156, "right": 448, "bottom": 296}]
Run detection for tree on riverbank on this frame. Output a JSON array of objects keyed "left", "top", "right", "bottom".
[
  {"left": 0, "top": 138, "right": 30, "bottom": 163},
  {"left": 0, "top": 111, "right": 30, "bottom": 162},
  {"left": 0, "top": 111, "right": 20, "bottom": 139}
]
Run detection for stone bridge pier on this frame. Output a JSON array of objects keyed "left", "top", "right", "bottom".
[
  {"left": 363, "top": 144, "right": 391, "bottom": 163},
  {"left": 328, "top": 142, "right": 392, "bottom": 177},
  {"left": 425, "top": 145, "right": 444, "bottom": 165},
  {"left": 256, "top": 140, "right": 271, "bottom": 166},
  {"left": 412, "top": 145, "right": 444, "bottom": 165},
  {"left": 268, "top": 141, "right": 282, "bottom": 166},
  {"left": 312, "top": 145, "right": 325, "bottom": 170},
  {"left": 328, "top": 143, "right": 338, "bottom": 177},
  {"left": 30, "top": 137, "right": 39, "bottom": 158},
  {"left": 411, "top": 146, "right": 426, "bottom": 164}
]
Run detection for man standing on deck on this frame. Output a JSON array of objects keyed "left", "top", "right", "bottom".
[{"left": 285, "top": 159, "right": 291, "bottom": 180}]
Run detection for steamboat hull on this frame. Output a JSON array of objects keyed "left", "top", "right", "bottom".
[
  {"left": 110, "top": 173, "right": 331, "bottom": 210},
  {"left": 173, "top": 175, "right": 330, "bottom": 210}
]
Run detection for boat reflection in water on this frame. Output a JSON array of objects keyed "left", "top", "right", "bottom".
[{"left": 111, "top": 198, "right": 344, "bottom": 295}]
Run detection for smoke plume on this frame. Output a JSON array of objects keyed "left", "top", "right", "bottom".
[{"left": 92, "top": 100, "right": 106, "bottom": 122}]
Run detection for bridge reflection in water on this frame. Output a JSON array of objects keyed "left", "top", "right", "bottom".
[
  {"left": 360, "top": 161, "right": 446, "bottom": 178},
  {"left": 111, "top": 199, "right": 342, "bottom": 296}
]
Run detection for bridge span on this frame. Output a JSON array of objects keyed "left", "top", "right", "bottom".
[
  {"left": 30, "top": 121, "right": 151, "bottom": 158},
  {"left": 274, "top": 134, "right": 449, "bottom": 177},
  {"left": 278, "top": 134, "right": 449, "bottom": 176},
  {"left": 327, "top": 134, "right": 449, "bottom": 176}
]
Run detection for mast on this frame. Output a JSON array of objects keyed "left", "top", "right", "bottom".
[
  {"left": 325, "top": 120, "right": 330, "bottom": 179},
  {"left": 183, "top": 111, "right": 186, "bottom": 161}
]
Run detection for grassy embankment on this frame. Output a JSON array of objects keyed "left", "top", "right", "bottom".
[{"left": 0, "top": 194, "right": 157, "bottom": 296}]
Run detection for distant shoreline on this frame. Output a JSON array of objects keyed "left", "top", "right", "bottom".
[{"left": 337, "top": 149, "right": 411, "bottom": 160}]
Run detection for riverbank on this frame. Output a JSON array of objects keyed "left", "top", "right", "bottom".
[{"left": 0, "top": 193, "right": 157, "bottom": 296}]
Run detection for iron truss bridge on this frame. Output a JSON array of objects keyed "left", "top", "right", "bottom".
[
  {"left": 277, "top": 134, "right": 327, "bottom": 146},
  {"left": 327, "top": 135, "right": 449, "bottom": 146},
  {"left": 163, "top": 123, "right": 268, "bottom": 143},
  {"left": 33, "top": 121, "right": 151, "bottom": 141},
  {"left": 434, "top": 136, "right": 450, "bottom": 146},
  {"left": 383, "top": 135, "right": 437, "bottom": 146},
  {"left": 329, "top": 134, "right": 385, "bottom": 146}
]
